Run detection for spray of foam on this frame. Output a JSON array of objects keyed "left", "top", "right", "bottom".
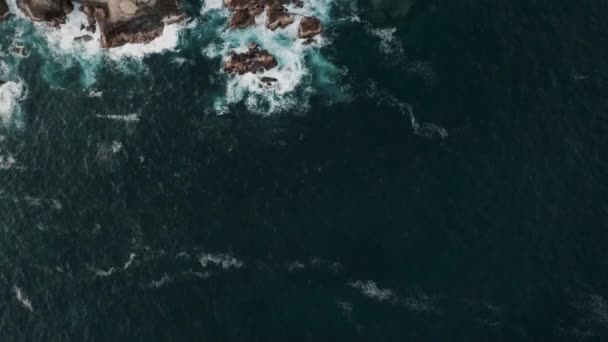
[
  {"left": 201, "top": 0, "right": 344, "bottom": 114},
  {"left": 0, "top": 80, "right": 25, "bottom": 127}
]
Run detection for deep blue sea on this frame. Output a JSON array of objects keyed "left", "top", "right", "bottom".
[{"left": 1, "top": 0, "right": 607, "bottom": 341}]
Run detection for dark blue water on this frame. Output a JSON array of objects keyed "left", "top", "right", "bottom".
[{"left": 1, "top": 0, "right": 607, "bottom": 341}]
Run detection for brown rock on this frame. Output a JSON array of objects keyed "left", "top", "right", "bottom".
[
  {"left": 17, "top": 0, "right": 73, "bottom": 26},
  {"left": 86, "top": 0, "right": 184, "bottom": 48},
  {"left": 265, "top": 3, "right": 293, "bottom": 31},
  {"left": 298, "top": 16, "right": 322, "bottom": 39},
  {"left": 230, "top": 9, "right": 255, "bottom": 29},
  {"left": 224, "top": 43, "right": 278, "bottom": 75},
  {"left": 0, "top": 0, "right": 9, "bottom": 21}
]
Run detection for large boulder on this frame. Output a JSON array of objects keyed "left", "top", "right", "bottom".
[
  {"left": 224, "top": 43, "right": 278, "bottom": 75},
  {"left": 265, "top": 2, "right": 293, "bottom": 31},
  {"left": 229, "top": 9, "right": 255, "bottom": 29},
  {"left": 17, "top": 0, "right": 73, "bottom": 26},
  {"left": 298, "top": 16, "right": 322, "bottom": 39},
  {"left": 0, "top": 0, "right": 9, "bottom": 21},
  {"left": 83, "top": 0, "right": 184, "bottom": 48}
]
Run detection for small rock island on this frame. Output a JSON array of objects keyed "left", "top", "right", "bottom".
[{"left": 223, "top": 0, "right": 323, "bottom": 77}]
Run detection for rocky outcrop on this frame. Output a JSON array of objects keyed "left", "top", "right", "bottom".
[
  {"left": 298, "top": 16, "right": 321, "bottom": 39},
  {"left": 229, "top": 9, "right": 256, "bottom": 29},
  {"left": 17, "top": 0, "right": 73, "bottom": 26},
  {"left": 224, "top": 43, "right": 278, "bottom": 75},
  {"left": 265, "top": 2, "right": 293, "bottom": 31},
  {"left": 0, "top": 0, "right": 9, "bottom": 21},
  {"left": 82, "top": 0, "right": 184, "bottom": 48}
]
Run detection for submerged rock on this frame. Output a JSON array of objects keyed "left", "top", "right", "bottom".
[
  {"left": 0, "top": 0, "right": 9, "bottom": 21},
  {"left": 298, "top": 16, "right": 322, "bottom": 39},
  {"left": 17, "top": 0, "right": 74, "bottom": 26},
  {"left": 224, "top": 43, "right": 278, "bottom": 75}
]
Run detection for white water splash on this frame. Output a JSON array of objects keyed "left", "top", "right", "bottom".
[
  {"left": 348, "top": 280, "right": 394, "bottom": 301},
  {"left": 0, "top": 80, "right": 25, "bottom": 126},
  {"left": 13, "top": 286, "right": 34, "bottom": 312},
  {"left": 199, "top": 252, "right": 244, "bottom": 269}
]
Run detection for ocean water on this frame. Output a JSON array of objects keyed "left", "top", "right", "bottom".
[{"left": 1, "top": 0, "right": 608, "bottom": 341}]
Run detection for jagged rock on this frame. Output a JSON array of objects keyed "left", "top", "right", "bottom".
[
  {"left": 260, "top": 76, "right": 278, "bottom": 84},
  {"left": 11, "top": 46, "right": 26, "bottom": 56},
  {"left": 0, "top": 80, "right": 6, "bottom": 86},
  {"left": 0, "top": 0, "right": 9, "bottom": 21},
  {"left": 302, "top": 37, "right": 315, "bottom": 45},
  {"left": 83, "top": 0, "right": 184, "bottom": 48},
  {"left": 74, "top": 34, "right": 94, "bottom": 42},
  {"left": 224, "top": 43, "right": 278, "bottom": 75},
  {"left": 230, "top": 9, "right": 255, "bottom": 29},
  {"left": 265, "top": 2, "right": 293, "bottom": 31},
  {"left": 17, "top": 0, "right": 74, "bottom": 26},
  {"left": 298, "top": 16, "right": 322, "bottom": 39}
]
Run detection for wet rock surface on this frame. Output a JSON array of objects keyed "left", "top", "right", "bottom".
[
  {"left": 81, "top": 0, "right": 184, "bottom": 48},
  {"left": 298, "top": 16, "right": 321, "bottom": 39},
  {"left": 0, "top": 0, "right": 9, "bottom": 21},
  {"left": 17, "top": 0, "right": 73, "bottom": 26},
  {"left": 224, "top": 43, "right": 278, "bottom": 75}
]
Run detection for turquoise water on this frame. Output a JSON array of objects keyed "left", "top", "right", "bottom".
[{"left": 1, "top": 0, "right": 608, "bottom": 341}]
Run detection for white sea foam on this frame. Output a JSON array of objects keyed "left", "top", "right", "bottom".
[
  {"left": 123, "top": 253, "right": 137, "bottom": 269},
  {"left": 348, "top": 280, "right": 394, "bottom": 301},
  {"left": 0, "top": 153, "right": 17, "bottom": 170},
  {"left": 199, "top": 252, "right": 244, "bottom": 269},
  {"left": 96, "top": 113, "right": 140, "bottom": 123},
  {"left": 13, "top": 286, "right": 34, "bottom": 312},
  {"left": 149, "top": 273, "right": 173, "bottom": 288},
  {"left": 369, "top": 27, "right": 403, "bottom": 56},
  {"left": 94, "top": 267, "right": 116, "bottom": 277},
  {"left": 0, "top": 80, "right": 25, "bottom": 126}
]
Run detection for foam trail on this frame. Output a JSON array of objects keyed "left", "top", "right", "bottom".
[
  {"left": 96, "top": 113, "right": 140, "bottom": 123},
  {"left": 13, "top": 286, "right": 34, "bottom": 312}
]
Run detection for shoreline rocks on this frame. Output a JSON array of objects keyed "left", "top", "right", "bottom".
[
  {"left": 224, "top": 42, "right": 278, "bottom": 75},
  {"left": 298, "top": 16, "right": 321, "bottom": 39},
  {"left": 17, "top": 0, "right": 73, "bottom": 27},
  {"left": 81, "top": 0, "right": 185, "bottom": 48},
  {"left": 0, "top": 0, "right": 9, "bottom": 21}
]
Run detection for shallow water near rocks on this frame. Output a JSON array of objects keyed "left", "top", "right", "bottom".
[{"left": 1, "top": 0, "right": 608, "bottom": 341}]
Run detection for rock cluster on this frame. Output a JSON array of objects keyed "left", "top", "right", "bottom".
[
  {"left": 224, "top": 42, "right": 278, "bottom": 75},
  {"left": 222, "top": 0, "right": 323, "bottom": 76}
]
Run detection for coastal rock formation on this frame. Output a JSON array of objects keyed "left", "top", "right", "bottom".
[
  {"left": 298, "top": 16, "right": 321, "bottom": 39},
  {"left": 224, "top": 43, "right": 278, "bottom": 75},
  {"left": 229, "top": 9, "right": 256, "bottom": 29},
  {"left": 0, "top": 0, "right": 9, "bottom": 21},
  {"left": 82, "top": 0, "right": 184, "bottom": 48},
  {"left": 17, "top": 0, "right": 74, "bottom": 26},
  {"left": 265, "top": 2, "right": 293, "bottom": 31}
]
